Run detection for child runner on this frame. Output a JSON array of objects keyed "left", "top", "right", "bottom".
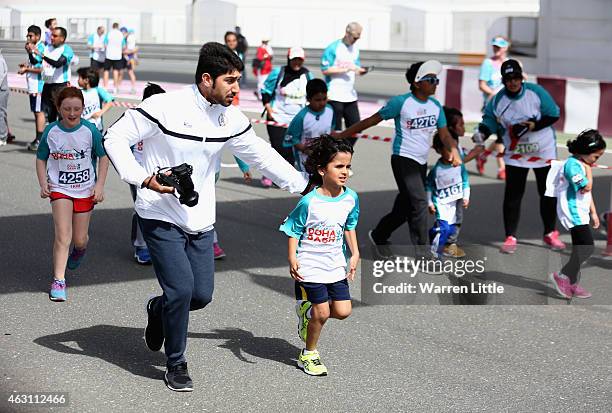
[
  {"left": 129, "top": 83, "right": 166, "bottom": 264},
  {"left": 35, "top": 87, "right": 110, "bottom": 301},
  {"left": 426, "top": 134, "right": 470, "bottom": 259},
  {"left": 279, "top": 135, "right": 359, "bottom": 376},
  {"left": 548, "top": 129, "right": 606, "bottom": 299},
  {"left": 437, "top": 107, "right": 483, "bottom": 257},
  {"left": 77, "top": 67, "right": 114, "bottom": 132},
  {"left": 284, "top": 78, "right": 335, "bottom": 171}
]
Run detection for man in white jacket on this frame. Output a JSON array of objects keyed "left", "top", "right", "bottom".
[{"left": 103, "top": 42, "right": 309, "bottom": 392}]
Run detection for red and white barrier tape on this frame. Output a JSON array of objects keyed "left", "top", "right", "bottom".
[{"left": 9, "top": 87, "right": 610, "bottom": 169}]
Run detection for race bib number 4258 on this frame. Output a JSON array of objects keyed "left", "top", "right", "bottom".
[{"left": 59, "top": 170, "right": 90, "bottom": 184}]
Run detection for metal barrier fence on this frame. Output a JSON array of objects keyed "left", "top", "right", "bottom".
[{"left": 0, "top": 39, "right": 484, "bottom": 71}]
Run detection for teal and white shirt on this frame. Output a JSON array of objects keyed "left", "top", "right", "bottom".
[
  {"left": 320, "top": 39, "right": 360, "bottom": 102},
  {"left": 81, "top": 87, "right": 114, "bottom": 131},
  {"left": 26, "top": 41, "right": 45, "bottom": 94},
  {"left": 41, "top": 43, "right": 74, "bottom": 84},
  {"left": 553, "top": 157, "right": 592, "bottom": 230},
  {"left": 284, "top": 104, "right": 335, "bottom": 171},
  {"left": 104, "top": 29, "right": 126, "bottom": 61},
  {"left": 280, "top": 187, "right": 359, "bottom": 283},
  {"left": 87, "top": 33, "right": 106, "bottom": 62},
  {"left": 426, "top": 160, "right": 470, "bottom": 224},
  {"left": 261, "top": 67, "right": 313, "bottom": 125},
  {"left": 37, "top": 120, "right": 106, "bottom": 198},
  {"left": 480, "top": 82, "right": 559, "bottom": 168},
  {"left": 479, "top": 58, "right": 504, "bottom": 102},
  {"left": 378, "top": 93, "right": 447, "bottom": 165}
]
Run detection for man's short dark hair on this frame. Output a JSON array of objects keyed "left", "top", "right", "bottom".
[
  {"left": 27, "top": 25, "right": 41, "bottom": 37},
  {"left": 54, "top": 27, "right": 67, "bottom": 40},
  {"left": 224, "top": 31, "right": 237, "bottom": 42},
  {"left": 195, "top": 42, "right": 244, "bottom": 84},
  {"left": 45, "top": 18, "right": 56, "bottom": 29},
  {"left": 77, "top": 67, "right": 99, "bottom": 87},
  {"left": 306, "top": 79, "right": 327, "bottom": 100}
]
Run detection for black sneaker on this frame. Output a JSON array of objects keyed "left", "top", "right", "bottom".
[
  {"left": 368, "top": 230, "right": 394, "bottom": 259},
  {"left": 27, "top": 139, "right": 39, "bottom": 151},
  {"left": 164, "top": 363, "right": 193, "bottom": 392},
  {"left": 144, "top": 296, "right": 164, "bottom": 351}
]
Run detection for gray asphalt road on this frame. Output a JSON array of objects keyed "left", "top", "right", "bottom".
[{"left": 1, "top": 92, "right": 611, "bottom": 413}]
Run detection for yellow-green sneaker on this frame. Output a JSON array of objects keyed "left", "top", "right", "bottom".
[
  {"left": 297, "top": 350, "right": 328, "bottom": 376},
  {"left": 295, "top": 300, "right": 311, "bottom": 342}
]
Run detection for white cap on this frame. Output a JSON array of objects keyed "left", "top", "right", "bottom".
[
  {"left": 288, "top": 47, "right": 305, "bottom": 60},
  {"left": 414, "top": 60, "right": 442, "bottom": 82}
]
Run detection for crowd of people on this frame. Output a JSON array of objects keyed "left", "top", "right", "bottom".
[{"left": 0, "top": 18, "right": 608, "bottom": 390}]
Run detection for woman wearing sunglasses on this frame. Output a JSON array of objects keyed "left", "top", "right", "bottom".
[{"left": 335, "top": 60, "right": 461, "bottom": 263}]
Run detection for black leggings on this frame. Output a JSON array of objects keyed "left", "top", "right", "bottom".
[
  {"left": 266, "top": 124, "right": 294, "bottom": 166},
  {"left": 329, "top": 100, "right": 361, "bottom": 146},
  {"left": 372, "top": 155, "right": 428, "bottom": 250},
  {"left": 41, "top": 83, "right": 68, "bottom": 123},
  {"left": 561, "top": 225, "right": 594, "bottom": 284},
  {"left": 504, "top": 165, "right": 557, "bottom": 237}
]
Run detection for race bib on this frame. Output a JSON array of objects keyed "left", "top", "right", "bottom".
[
  {"left": 58, "top": 156, "right": 92, "bottom": 188},
  {"left": 435, "top": 168, "right": 463, "bottom": 204},
  {"left": 513, "top": 142, "right": 540, "bottom": 155}
]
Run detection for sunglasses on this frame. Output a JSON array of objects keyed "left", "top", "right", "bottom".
[{"left": 419, "top": 76, "right": 439, "bottom": 85}]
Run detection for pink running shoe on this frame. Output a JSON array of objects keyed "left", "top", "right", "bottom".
[
  {"left": 213, "top": 243, "right": 226, "bottom": 260},
  {"left": 261, "top": 176, "right": 273, "bottom": 188},
  {"left": 543, "top": 230, "right": 566, "bottom": 251},
  {"left": 500, "top": 236, "right": 517, "bottom": 254},
  {"left": 572, "top": 283, "right": 592, "bottom": 299},
  {"left": 549, "top": 272, "right": 573, "bottom": 299}
]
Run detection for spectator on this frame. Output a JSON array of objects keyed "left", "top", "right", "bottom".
[
  {"left": 235, "top": 26, "right": 248, "bottom": 84},
  {"left": 103, "top": 23, "right": 126, "bottom": 94},
  {"left": 44, "top": 18, "right": 57, "bottom": 46},
  {"left": 224, "top": 31, "right": 241, "bottom": 105},
  {"left": 87, "top": 26, "right": 106, "bottom": 76},
  {"left": 321, "top": 22, "right": 368, "bottom": 146},
  {"left": 252, "top": 38, "right": 273, "bottom": 100},
  {"left": 121, "top": 27, "right": 139, "bottom": 95}
]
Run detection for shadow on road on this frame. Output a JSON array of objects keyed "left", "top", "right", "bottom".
[
  {"left": 33, "top": 324, "right": 166, "bottom": 379},
  {"left": 194, "top": 327, "right": 300, "bottom": 366},
  {"left": 34, "top": 325, "right": 300, "bottom": 377},
  {"left": 2, "top": 175, "right": 610, "bottom": 297}
]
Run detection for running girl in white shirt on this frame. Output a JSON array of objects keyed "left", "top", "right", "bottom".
[
  {"left": 36, "top": 87, "right": 110, "bottom": 301},
  {"left": 548, "top": 129, "right": 606, "bottom": 300},
  {"left": 280, "top": 135, "right": 360, "bottom": 376}
]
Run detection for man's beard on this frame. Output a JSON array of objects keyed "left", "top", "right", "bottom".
[{"left": 209, "top": 84, "right": 233, "bottom": 107}]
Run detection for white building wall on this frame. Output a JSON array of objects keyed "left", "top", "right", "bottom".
[{"left": 535, "top": 0, "right": 612, "bottom": 81}]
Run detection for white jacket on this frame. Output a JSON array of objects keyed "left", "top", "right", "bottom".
[{"left": 104, "top": 84, "right": 308, "bottom": 233}]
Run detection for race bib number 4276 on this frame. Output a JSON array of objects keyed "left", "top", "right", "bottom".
[{"left": 59, "top": 170, "right": 90, "bottom": 184}]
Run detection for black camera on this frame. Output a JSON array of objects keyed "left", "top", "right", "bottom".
[{"left": 156, "top": 163, "right": 199, "bottom": 207}]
